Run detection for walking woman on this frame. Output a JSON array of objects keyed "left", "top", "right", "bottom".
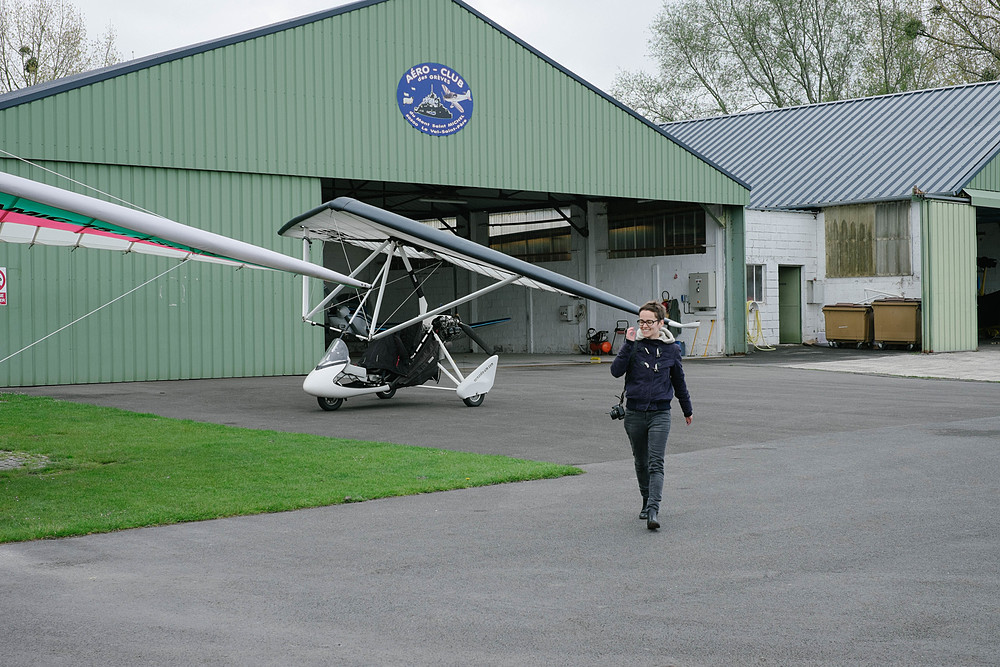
[{"left": 610, "top": 300, "right": 693, "bottom": 530}]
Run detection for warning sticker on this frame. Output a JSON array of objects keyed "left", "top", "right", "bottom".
[{"left": 0, "top": 267, "right": 6, "bottom": 306}]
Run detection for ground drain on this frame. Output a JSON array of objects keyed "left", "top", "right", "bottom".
[{"left": 0, "top": 450, "right": 50, "bottom": 471}]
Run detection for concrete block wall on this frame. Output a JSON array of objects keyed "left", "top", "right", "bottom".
[
  {"left": 591, "top": 202, "right": 727, "bottom": 358},
  {"left": 813, "top": 202, "right": 922, "bottom": 345},
  {"left": 746, "top": 202, "right": 924, "bottom": 347},
  {"left": 745, "top": 209, "right": 821, "bottom": 346},
  {"left": 430, "top": 204, "right": 726, "bottom": 357}
]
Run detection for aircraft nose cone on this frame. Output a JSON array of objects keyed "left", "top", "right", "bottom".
[{"left": 302, "top": 364, "right": 345, "bottom": 396}]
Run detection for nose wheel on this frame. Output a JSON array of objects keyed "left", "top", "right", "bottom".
[
  {"left": 462, "top": 393, "right": 485, "bottom": 407},
  {"left": 317, "top": 396, "right": 344, "bottom": 411}
]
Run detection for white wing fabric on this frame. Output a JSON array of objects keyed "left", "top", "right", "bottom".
[
  {"left": 279, "top": 197, "right": 639, "bottom": 314},
  {"left": 0, "top": 171, "right": 369, "bottom": 288}
]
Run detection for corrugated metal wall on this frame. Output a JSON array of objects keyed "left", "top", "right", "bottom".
[
  {"left": 920, "top": 199, "right": 978, "bottom": 352},
  {"left": 0, "top": 160, "right": 322, "bottom": 386},
  {"left": 967, "top": 150, "right": 1000, "bottom": 191},
  {"left": 723, "top": 205, "right": 747, "bottom": 355},
  {"left": 1, "top": 0, "right": 749, "bottom": 386},
  {"left": 0, "top": 0, "right": 746, "bottom": 206}
]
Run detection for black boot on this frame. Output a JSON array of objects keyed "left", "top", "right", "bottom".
[
  {"left": 639, "top": 497, "right": 649, "bottom": 520},
  {"left": 646, "top": 509, "right": 659, "bottom": 530}
]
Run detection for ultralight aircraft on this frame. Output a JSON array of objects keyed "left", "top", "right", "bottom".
[
  {"left": 278, "top": 197, "right": 697, "bottom": 410},
  {"left": 1, "top": 169, "right": 697, "bottom": 411}
]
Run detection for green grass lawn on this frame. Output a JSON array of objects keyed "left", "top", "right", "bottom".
[{"left": 0, "top": 393, "right": 581, "bottom": 543}]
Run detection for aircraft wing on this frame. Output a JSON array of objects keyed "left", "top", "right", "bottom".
[
  {"left": 0, "top": 171, "right": 369, "bottom": 288},
  {"left": 278, "top": 197, "right": 640, "bottom": 314}
]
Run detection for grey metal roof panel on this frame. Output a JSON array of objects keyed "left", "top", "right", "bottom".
[{"left": 663, "top": 82, "right": 1000, "bottom": 209}]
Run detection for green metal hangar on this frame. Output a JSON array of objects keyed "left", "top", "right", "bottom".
[
  {"left": 0, "top": 0, "right": 749, "bottom": 387},
  {"left": 665, "top": 82, "right": 1000, "bottom": 353}
]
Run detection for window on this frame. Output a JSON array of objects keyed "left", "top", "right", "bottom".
[
  {"left": 388, "top": 217, "right": 460, "bottom": 271},
  {"left": 746, "top": 264, "right": 765, "bottom": 302},
  {"left": 489, "top": 209, "right": 572, "bottom": 262},
  {"left": 607, "top": 203, "right": 705, "bottom": 259},
  {"left": 825, "top": 202, "right": 910, "bottom": 277},
  {"left": 874, "top": 202, "right": 911, "bottom": 276}
]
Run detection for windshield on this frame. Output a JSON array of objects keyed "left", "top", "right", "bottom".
[{"left": 315, "top": 338, "right": 351, "bottom": 370}]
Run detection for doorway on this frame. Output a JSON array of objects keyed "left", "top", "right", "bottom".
[{"left": 778, "top": 266, "right": 802, "bottom": 344}]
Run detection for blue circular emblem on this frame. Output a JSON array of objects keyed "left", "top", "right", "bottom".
[{"left": 396, "top": 63, "right": 473, "bottom": 137}]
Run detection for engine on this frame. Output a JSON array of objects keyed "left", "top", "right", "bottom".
[{"left": 432, "top": 314, "right": 465, "bottom": 342}]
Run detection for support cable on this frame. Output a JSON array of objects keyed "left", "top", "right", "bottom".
[{"left": 1, "top": 260, "right": 190, "bottom": 365}]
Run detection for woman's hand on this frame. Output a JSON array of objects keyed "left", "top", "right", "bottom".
[
  {"left": 626, "top": 326, "right": 636, "bottom": 341},
  {"left": 685, "top": 415, "right": 693, "bottom": 425}
]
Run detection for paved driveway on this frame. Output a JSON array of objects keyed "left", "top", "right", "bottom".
[{"left": 4, "top": 348, "right": 1000, "bottom": 665}]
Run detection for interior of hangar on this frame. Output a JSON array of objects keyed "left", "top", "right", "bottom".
[{"left": 0, "top": 0, "right": 748, "bottom": 388}]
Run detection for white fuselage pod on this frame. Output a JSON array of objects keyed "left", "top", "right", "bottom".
[
  {"left": 455, "top": 355, "right": 499, "bottom": 399},
  {"left": 302, "top": 338, "right": 389, "bottom": 398}
]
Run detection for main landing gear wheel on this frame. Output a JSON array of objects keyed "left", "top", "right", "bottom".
[
  {"left": 376, "top": 387, "right": 396, "bottom": 399},
  {"left": 317, "top": 396, "right": 344, "bottom": 411},
  {"left": 462, "top": 393, "right": 485, "bottom": 407}
]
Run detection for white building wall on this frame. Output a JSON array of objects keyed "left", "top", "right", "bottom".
[
  {"left": 813, "top": 201, "right": 922, "bottom": 345},
  {"left": 424, "top": 202, "right": 724, "bottom": 356},
  {"left": 592, "top": 203, "right": 726, "bottom": 357},
  {"left": 745, "top": 209, "right": 821, "bottom": 346},
  {"left": 746, "top": 201, "right": 923, "bottom": 346}
]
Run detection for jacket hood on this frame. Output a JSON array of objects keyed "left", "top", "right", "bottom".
[{"left": 636, "top": 327, "right": 675, "bottom": 344}]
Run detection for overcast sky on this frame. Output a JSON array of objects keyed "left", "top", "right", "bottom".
[{"left": 75, "top": 0, "right": 662, "bottom": 92}]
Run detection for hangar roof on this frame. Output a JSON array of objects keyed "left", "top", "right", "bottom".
[
  {"left": 0, "top": 0, "right": 748, "bottom": 218},
  {"left": 662, "top": 81, "right": 1000, "bottom": 210}
]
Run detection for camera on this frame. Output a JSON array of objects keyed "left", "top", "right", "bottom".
[{"left": 609, "top": 403, "right": 625, "bottom": 420}]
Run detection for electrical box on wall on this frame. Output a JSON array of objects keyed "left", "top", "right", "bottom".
[
  {"left": 806, "top": 279, "right": 824, "bottom": 304},
  {"left": 688, "top": 272, "right": 716, "bottom": 309},
  {"left": 558, "top": 305, "right": 574, "bottom": 322}
]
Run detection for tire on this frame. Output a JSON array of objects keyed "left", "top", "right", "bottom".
[
  {"left": 317, "top": 396, "right": 344, "bottom": 411},
  {"left": 376, "top": 387, "right": 396, "bottom": 399},
  {"left": 462, "top": 393, "right": 485, "bottom": 407}
]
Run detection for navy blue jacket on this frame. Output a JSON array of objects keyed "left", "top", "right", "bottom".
[{"left": 610, "top": 335, "right": 693, "bottom": 416}]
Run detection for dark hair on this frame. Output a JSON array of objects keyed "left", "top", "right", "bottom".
[{"left": 639, "top": 300, "right": 666, "bottom": 321}]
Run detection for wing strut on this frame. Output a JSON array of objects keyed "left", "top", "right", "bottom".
[
  {"left": 371, "top": 274, "right": 520, "bottom": 341},
  {"left": 301, "top": 237, "right": 392, "bottom": 322}
]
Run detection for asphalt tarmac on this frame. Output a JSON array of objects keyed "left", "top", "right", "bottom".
[{"left": 3, "top": 345, "right": 1000, "bottom": 665}]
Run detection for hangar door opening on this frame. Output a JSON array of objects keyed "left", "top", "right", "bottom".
[
  {"left": 976, "top": 203, "right": 1000, "bottom": 339},
  {"left": 778, "top": 265, "right": 802, "bottom": 344}
]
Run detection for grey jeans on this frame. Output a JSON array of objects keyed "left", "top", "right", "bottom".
[{"left": 623, "top": 408, "right": 672, "bottom": 513}]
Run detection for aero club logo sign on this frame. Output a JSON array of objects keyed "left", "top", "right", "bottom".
[{"left": 396, "top": 63, "right": 473, "bottom": 137}]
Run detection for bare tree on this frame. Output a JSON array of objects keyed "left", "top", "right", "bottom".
[
  {"left": 611, "top": 0, "right": 748, "bottom": 121},
  {"left": 614, "top": 0, "right": 944, "bottom": 122},
  {"left": 0, "top": 0, "right": 121, "bottom": 93},
  {"left": 858, "top": 0, "right": 939, "bottom": 94},
  {"left": 906, "top": 0, "right": 1000, "bottom": 81}
]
